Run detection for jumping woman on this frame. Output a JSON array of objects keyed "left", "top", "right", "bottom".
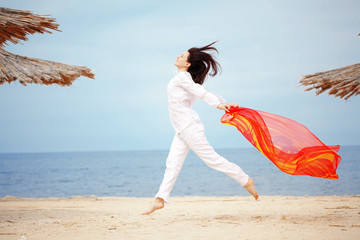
[{"left": 143, "top": 42, "right": 258, "bottom": 215}]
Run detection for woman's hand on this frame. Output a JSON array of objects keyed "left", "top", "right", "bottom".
[{"left": 217, "top": 103, "right": 239, "bottom": 112}]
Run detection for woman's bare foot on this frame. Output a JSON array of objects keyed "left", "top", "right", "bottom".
[
  {"left": 244, "top": 178, "right": 259, "bottom": 200},
  {"left": 142, "top": 197, "right": 165, "bottom": 215}
]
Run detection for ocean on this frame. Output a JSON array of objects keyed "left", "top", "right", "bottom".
[{"left": 0, "top": 146, "right": 359, "bottom": 198}]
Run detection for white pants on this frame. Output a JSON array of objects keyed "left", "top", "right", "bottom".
[{"left": 155, "top": 119, "right": 249, "bottom": 203}]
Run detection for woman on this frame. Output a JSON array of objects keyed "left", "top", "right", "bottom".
[{"left": 143, "top": 42, "right": 258, "bottom": 215}]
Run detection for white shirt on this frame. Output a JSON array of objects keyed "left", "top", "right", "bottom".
[{"left": 167, "top": 71, "right": 223, "bottom": 133}]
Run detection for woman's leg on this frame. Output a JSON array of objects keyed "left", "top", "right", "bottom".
[
  {"left": 180, "top": 119, "right": 258, "bottom": 199},
  {"left": 155, "top": 134, "right": 190, "bottom": 203},
  {"left": 142, "top": 134, "right": 189, "bottom": 215}
]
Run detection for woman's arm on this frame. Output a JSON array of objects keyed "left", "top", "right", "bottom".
[
  {"left": 178, "top": 72, "right": 220, "bottom": 108},
  {"left": 179, "top": 72, "right": 238, "bottom": 110}
]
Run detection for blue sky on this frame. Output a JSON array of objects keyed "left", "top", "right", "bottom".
[{"left": 1, "top": 0, "right": 359, "bottom": 153}]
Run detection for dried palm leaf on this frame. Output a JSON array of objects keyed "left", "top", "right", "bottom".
[
  {"left": 300, "top": 63, "right": 360, "bottom": 100},
  {"left": 0, "top": 7, "right": 60, "bottom": 46},
  {"left": 0, "top": 48, "right": 94, "bottom": 86}
]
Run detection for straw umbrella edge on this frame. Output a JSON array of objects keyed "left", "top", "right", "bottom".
[
  {"left": 0, "top": 48, "right": 94, "bottom": 86},
  {"left": 299, "top": 63, "right": 360, "bottom": 100}
]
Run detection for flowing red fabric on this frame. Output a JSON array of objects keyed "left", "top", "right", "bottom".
[{"left": 221, "top": 107, "right": 341, "bottom": 179}]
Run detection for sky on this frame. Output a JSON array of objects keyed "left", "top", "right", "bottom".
[{"left": 0, "top": 0, "right": 359, "bottom": 153}]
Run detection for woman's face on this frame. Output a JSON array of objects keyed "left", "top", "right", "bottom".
[{"left": 174, "top": 51, "right": 190, "bottom": 70}]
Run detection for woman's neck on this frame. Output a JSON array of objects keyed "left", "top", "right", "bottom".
[{"left": 176, "top": 65, "right": 189, "bottom": 72}]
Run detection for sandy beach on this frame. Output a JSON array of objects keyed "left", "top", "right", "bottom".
[{"left": 0, "top": 195, "right": 359, "bottom": 240}]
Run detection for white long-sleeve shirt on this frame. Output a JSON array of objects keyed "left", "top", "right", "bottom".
[{"left": 167, "top": 71, "right": 223, "bottom": 133}]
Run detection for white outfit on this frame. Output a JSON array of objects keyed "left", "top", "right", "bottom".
[{"left": 155, "top": 72, "right": 249, "bottom": 203}]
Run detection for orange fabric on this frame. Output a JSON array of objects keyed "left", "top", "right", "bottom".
[{"left": 221, "top": 107, "right": 341, "bottom": 179}]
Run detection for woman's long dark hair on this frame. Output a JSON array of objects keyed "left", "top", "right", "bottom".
[{"left": 187, "top": 41, "right": 221, "bottom": 85}]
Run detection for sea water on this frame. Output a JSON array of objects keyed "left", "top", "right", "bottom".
[{"left": 0, "top": 146, "right": 359, "bottom": 198}]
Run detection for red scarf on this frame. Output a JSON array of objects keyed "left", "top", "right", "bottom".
[{"left": 221, "top": 107, "right": 341, "bottom": 179}]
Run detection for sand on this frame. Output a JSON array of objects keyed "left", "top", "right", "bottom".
[{"left": 0, "top": 195, "right": 359, "bottom": 240}]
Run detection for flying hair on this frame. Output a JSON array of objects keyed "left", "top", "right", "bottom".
[{"left": 187, "top": 41, "right": 221, "bottom": 85}]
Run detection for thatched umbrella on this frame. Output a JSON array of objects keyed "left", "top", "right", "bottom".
[
  {"left": 300, "top": 63, "right": 360, "bottom": 100},
  {"left": 0, "top": 7, "right": 94, "bottom": 86}
]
